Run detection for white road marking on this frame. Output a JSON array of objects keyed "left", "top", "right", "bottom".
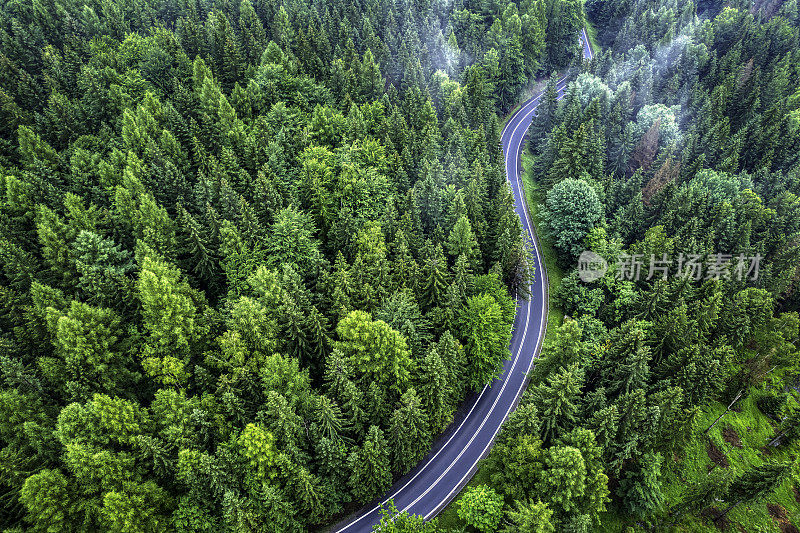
[{"left": 421, "top": 86, "right": 552, "bottom": 518}]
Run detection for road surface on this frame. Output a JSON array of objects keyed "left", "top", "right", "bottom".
[{"left": 331, "top": 31, "right": 593, "bottom": 533}]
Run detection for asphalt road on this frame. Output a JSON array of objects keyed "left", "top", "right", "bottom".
[{"left": 331, "top": 31, "right": 593, "bottom": 533}]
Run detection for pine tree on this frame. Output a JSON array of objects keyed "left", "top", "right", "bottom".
[
  {"left": 348, "top": 425, "right": 391, "bottom": 502},
  {"left": 531, "top": 363, "right": 585, "bottom": 443},
  {"left": 447, "top": 215, "right": 480, "bottom": 267},
  {"left": 529, "top": 73, "right": 559, "bottom": 146},
  {"left": 618, "top": 453, "right": 665, "bottom": 518},
  {"left": 136, "top": 252, "right": 207, "bottom": 387},
  {"left": 388, "top": 388, "right": 431, "bottom": 474},
  {"left": 719, "top": 460, "right": 795, "bottom": 520},
  {"left": 601, "top": 320, "right": 652, "bottom": 396},
  {"left": 536, "top": 445, "right": 587, "bottom": 516},
  {"left": 420, "top": 243, "right": 449, "bottom": 310},
  {"left": 417, "top": 347, "right": 453, "bottom": 433},
  {"left": 50, "top": 301, "right": 134, "bottom": 401}
]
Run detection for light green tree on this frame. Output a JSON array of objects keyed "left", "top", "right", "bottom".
[
  {"left": 373, "top": 501, "right": 441, "bottom": 532},
  {"left": 137, "top": 253, "right": 206, "bottom": 387},
  {"left": 237, "top": 423, "right": 279, "bottom": 485},
  {"left": 502, "top": 499, "right": 555, "bottom": 533},
  {"left": 335, "top": 310, "right": 413, "bottom": 395},
  {"left": 456, "top": 484, "right": 504, "bottom": 532},
  {"left": 537, "top": 445, "right": 587, "bottom": 515},
  {"left": 541, "top": 178, "right": 603, "bottom": 257},
  {"left": 459, "top": 293, "right": 512, "bottom": 390}
]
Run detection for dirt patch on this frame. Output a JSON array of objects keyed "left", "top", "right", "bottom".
[
  {"left": 708, "top": 440, "right": 730, "bottom": 468},
  {"left": 723, "top": 427, "right": 743, "bottom": 448},
  {"left": 702, "top": 506, "right": 732, "bottom": 530},
  {"left": 768, "top": 503, "right": 799, "bottom": 533},
  {"left": 769, "top": 503, "right": 789, "bottom": 520},
  {"left": 793, "top": 485, "right": 800, "bottom": 504}
]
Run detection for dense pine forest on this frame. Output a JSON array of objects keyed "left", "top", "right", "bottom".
[
  {"left": 0, "top": 0, "right": 587, "bottom": 531},
  {"left": 1, "top": 0, "right": 799, "bottom": 531}
]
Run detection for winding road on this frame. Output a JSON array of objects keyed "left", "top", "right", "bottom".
[{"left": 331, "top": 32, "right": 593, "bottom": 533}]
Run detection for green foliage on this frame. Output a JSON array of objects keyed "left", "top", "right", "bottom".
[
  {"left": 502, "top": 499, "right": 555, "bottom": 533},
  {"left": 726, "top": 459, "right": 796, "bottom": 506},
  {"left": 541, "top": 178, "right": 603, "bottom": 258},
  {"left": 1, "top": 4, "right": 558, "bottom": 525},
  {"left": 374, "top": 502, "right": 442, "bottom": 532},
  {"left": 618, "top": 452, "right": 665, "bottom": 518},
  {"left": 335, "top": 310, "right": 413, "bottom": 395},
  {"left": 238, "top": 423, "right": 279, "bottom": 484},
  {"left": 348, "top": 425, "right": 392, "bottom": 502},
  {"left": 388, "top": 388, "right": 431, "bottom": 473},
  {"left": 531, "top": 364, "right": 584, "bottom": 443},
  {"left": 456, "top": 484, "right": 505, "bottom": 532},
  {"left": 459, "top": 292, "right": 513, "bottom": 390},
  {"left": 5, "top": 0, "right": 800, "bottom": 530},
  {"left": 137, "top": 253, "right": 206, "bottom": 386},
  {"left": 19, "top": 469, "right": 75, "bottom": 532}
]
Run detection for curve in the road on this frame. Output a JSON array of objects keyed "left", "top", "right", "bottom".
[{"left": 331, "top": 32, "right": 593, "bottom": 533}]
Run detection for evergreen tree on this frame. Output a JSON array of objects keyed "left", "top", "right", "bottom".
[
  {"left": 618, "top": 453, "right": 665, "bottom": 518},
  {"left": 348, "top": 426, "right": 392, "bottom": 502},
  {"left": 388, "top": 388, "right": 431, "bottom": 474},
  {"left": 531, "top": 364, "right": 584, "bottom": 443},
  {"left": 722, "top": 460, "right": 796, "bottom": 519}
]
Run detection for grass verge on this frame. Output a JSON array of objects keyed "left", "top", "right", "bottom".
[
  {"left": 584, "top": 20, "right": 601, "bottom": 56},
  {"left": 519, "top": 151, "right": 564, "bottom": 329}
]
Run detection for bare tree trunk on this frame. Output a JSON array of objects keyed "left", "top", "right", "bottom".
[
  {"left": 705, "top": 390, "right": 744, "bottom": 435},
  {"left": 768, "top": 431, "right": 786, "bottom": 447}
]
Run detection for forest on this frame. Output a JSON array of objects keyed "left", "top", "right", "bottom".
[
  {"left": 0, "top": 0, "right": 798, "bottom": 531},
  {"left": 0, "top": 0, "right": 586, "bottom": 531}
]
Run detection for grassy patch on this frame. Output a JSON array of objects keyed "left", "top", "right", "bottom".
[
  {"left": 520, "top": 152, "right": 564, "bottom": 329},
  {"left": 665, "top": 394, "right": 799, "bottom": 532},
  {"left": 598, "top": 393, "right": 800, "bottom": 532}
]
